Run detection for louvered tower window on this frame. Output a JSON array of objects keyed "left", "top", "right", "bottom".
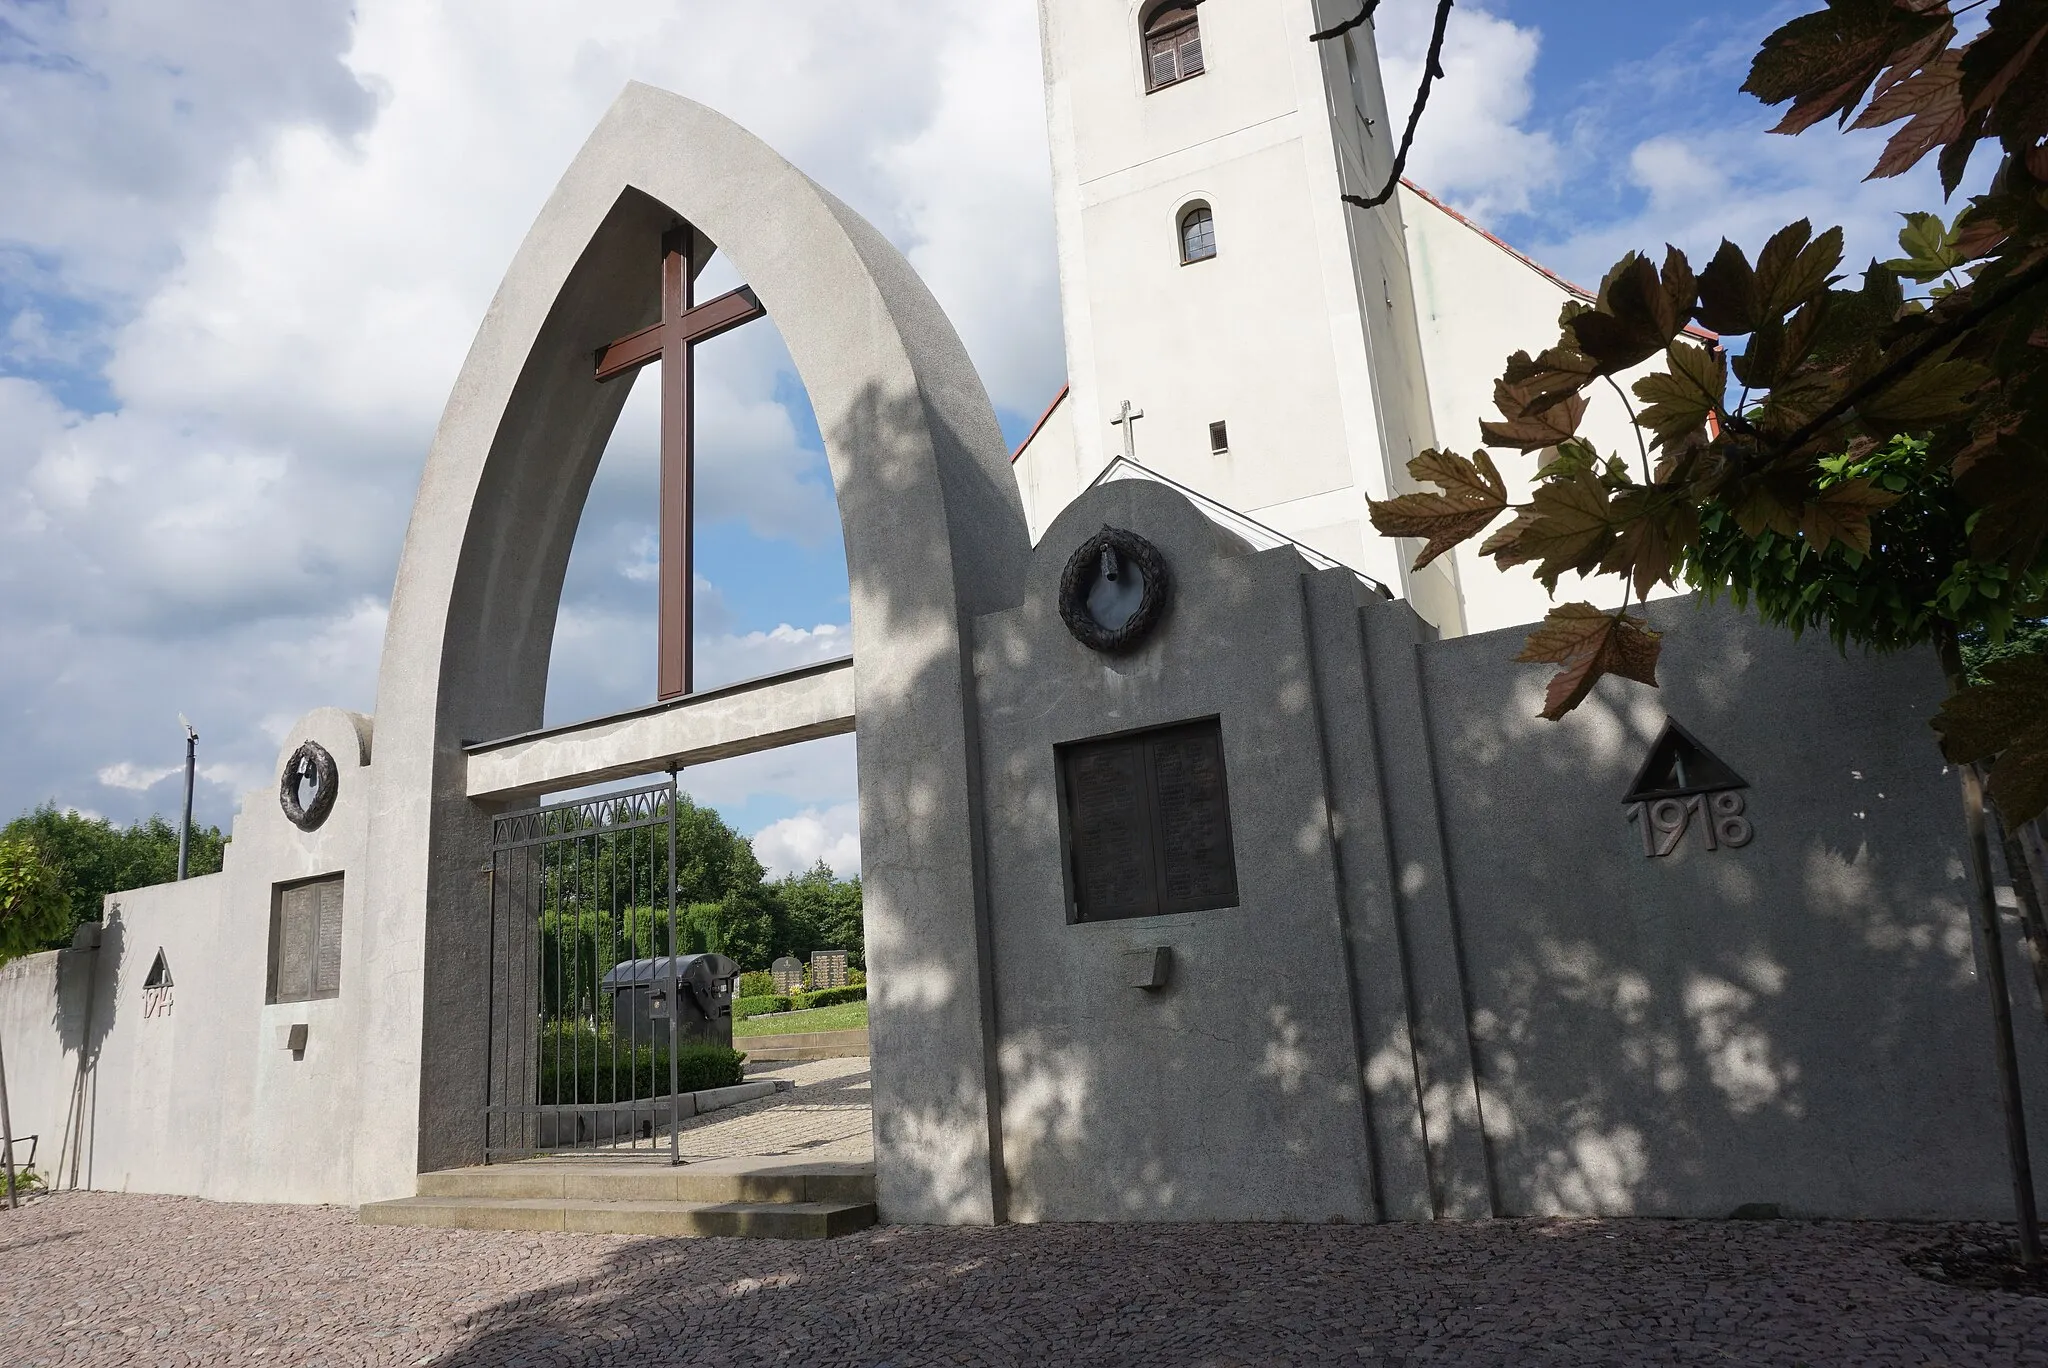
[{"left": 1144, "top": 4, "right": 1204, "bottom": 91}]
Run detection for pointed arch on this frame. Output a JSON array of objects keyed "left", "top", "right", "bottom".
[{"left": 357, "top": 84, "right": 1027, "bottom": 1221}]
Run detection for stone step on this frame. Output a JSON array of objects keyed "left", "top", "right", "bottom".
[
  {"left": 359, "top": 1194, "right": 875, "bottom": 1239},
  {"left": 416, "top": 1155, "right": 873, "bottom": 1204},
  {"left": 738, "top": 1027, "right": 870, "bottom": 1061}
]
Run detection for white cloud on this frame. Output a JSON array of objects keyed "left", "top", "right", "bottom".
[
  {"left": 1375, "top": 3, "right": 1560, "bottom": 220},
  {"left": 751, "top": 801, "right": 862, "bottom": 879},
  {"left": 0, "top": 1, "right": 1059, "bottom": 831},
  {"left": 95, "top": 763, "right": 180, "bottom": 793}
]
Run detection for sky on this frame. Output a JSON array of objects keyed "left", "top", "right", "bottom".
[{"left": 0, "top": 0, "right": 1982, "bottom": 876}]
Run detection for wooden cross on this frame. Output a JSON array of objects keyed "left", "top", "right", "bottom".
[{"left": 594, "top": 225, "right": 767, "bottom": 700}]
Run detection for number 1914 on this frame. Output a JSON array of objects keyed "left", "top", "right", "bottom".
[{"left": 1626, "top": 791, "right": 1753, "bottom": 858}]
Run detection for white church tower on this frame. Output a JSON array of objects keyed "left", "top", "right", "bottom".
[{"left": 1020, "top": 0, "right": 1464, "bottom": 632}]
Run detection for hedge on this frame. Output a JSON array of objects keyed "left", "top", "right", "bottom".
[
  {"left": 533, "top": 1024, "right": 744, "bottom": 1104},
  {"left": 734, "top": 984, "right": 866, "bottom": 1021}
]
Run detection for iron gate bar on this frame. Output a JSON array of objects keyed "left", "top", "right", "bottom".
[{"left": 483, "top": 774, "right": 683, "bottom": 1163}]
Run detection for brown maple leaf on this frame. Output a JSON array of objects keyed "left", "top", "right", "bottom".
[
  {"left": 1933, "top": 655, "right": 2048, "bottom": 824},
  {"left": 1366, "top": 449, "right": 1510, "bottom": 570},
  {"left": 1514, "top": 603, "right": 1663, "bottom": 721}
]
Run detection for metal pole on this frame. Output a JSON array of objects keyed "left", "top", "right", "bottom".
[
  {"left": 667, "top": 764, "right": 681, "bottom": 1167},
  {"left": 1942, "top": 633, "right": 2042, "bottom": 1267},
  {"left": 177, "top": 718, "right": 197, "bottom": 881},
  {"left": 0, "top": 1026, "right": 18, "bottom": 1209},
  {"left": 1962, "top": 759, "right": 2043, "bottom": 1267}
]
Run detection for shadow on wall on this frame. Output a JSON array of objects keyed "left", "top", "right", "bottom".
[
  {"left": 819, "top": 380, "right": 1024, "bottom": 1226},
  {"left": 1424, "top": 601, "right": 2036, "bottom": 1221},
  {"left": 49, "top": 908, "right": 121, "bottom": 1189}
]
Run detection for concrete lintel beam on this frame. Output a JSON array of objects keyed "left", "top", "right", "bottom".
[{"left": 463, "top": 658, "right": 856, "bottom": 802}]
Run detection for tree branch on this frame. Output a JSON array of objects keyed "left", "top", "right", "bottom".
[
  {"left": 1773, "top": 253, "right": 2048, "bottom": 457},
  {"left": 1310, "top": 0, "right": 1380, "bottom": 43},
  {"left": 1339, "top": 0, "right": 1455, "bottom": 212}
]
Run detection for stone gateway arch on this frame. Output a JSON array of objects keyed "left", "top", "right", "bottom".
[
  {"left": 358, "top": 83, "right": 1030, "bottom": 1222},
  {"left": 20, "top": 84, "right": 2046, "bottom": 1234}
]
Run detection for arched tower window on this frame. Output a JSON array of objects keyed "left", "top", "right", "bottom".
[
  {"left": 1179, "top": 203, "right": 1216, "bottom": 264},
  {"left": 1144, "top": 3, "right": 1204, "bottom": 91}
]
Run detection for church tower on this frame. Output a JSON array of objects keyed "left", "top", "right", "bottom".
[{"left": 1026, "top": 0, "right": 1463, "bottom": 631}]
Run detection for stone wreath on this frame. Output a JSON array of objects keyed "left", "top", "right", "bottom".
[
  {"left": 1058, "top": 525, "right": 1171, "bottom": 654},
  {"left": 280, "top": 740, "right": 339, "bottom": 832}
]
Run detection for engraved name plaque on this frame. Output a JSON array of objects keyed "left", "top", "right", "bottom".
[
  {"left": 1058, "top": 718, "right": 1238, "bottom": 922},
  {"left": 270, "top": 873, "right": 344, "bottom": 1004}
]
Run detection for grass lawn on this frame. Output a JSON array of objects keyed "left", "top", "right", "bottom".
[{"left": 734, "top": 999, "right": 869, "bottom": 1037}]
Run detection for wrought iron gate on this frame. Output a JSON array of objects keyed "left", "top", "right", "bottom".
[{"left": 484, "top": 776, "right": 684, "bottom": 1163}]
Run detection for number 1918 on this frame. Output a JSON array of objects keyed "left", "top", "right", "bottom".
[{"left": 1626, "top": 791, "right": 1753, "bottom": 858}]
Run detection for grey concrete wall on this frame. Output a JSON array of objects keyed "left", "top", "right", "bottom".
[
  {"left": 975, "top": 481, "right": 1377, "bottom": 1222},
  {"left": 0, "top": 708, "right": 378, "bottom": 1206},
  {"left": 1411, "top": 597, "right": 2048, "bottom": 1219}
]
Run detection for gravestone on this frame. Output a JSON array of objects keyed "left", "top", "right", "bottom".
[
  {"left": 809, "top": 950, "right": 849, "bottom": 991},
  {"left": 770, "top": 955, "right": 804, "bottom": 995}
]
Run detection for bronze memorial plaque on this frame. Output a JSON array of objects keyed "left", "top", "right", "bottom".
[
  {"left": 270, "top": 874, "right": 344, "bottom": 1004},
  {"left": 1058, "top": 717, "right": 1237, "bottom": 922}
]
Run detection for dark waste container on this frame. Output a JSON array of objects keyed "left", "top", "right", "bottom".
[{"left": 599, "top": 953, "right": 738, "bottom": 1049}]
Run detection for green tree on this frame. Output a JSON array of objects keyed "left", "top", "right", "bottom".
[
  {"left": 0, "top": 806, "right": 226, "bottom": 950},
  {"left": 769, "top": 861, "right": 865, "bottom": 969},
  {"left": 0, "top": 838, "right": 70, "bottom": 964}
]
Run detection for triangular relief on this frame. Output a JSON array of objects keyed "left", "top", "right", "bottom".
[
  {"left": 144, "top": 949, "right": 173, "bottom": 991},
  {"left": 1622, "top": 721, "right": 1748, "bottom": 802}
]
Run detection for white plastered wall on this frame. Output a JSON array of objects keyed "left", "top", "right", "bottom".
[{"left": 1035, "top": 0, "right": 1459, "bottom": 627}]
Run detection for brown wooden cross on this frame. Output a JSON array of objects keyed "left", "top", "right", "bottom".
[{"left": 594, "top": 225, "right": 766, "bottom": 700}]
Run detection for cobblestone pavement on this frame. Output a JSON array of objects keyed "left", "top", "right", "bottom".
[
  {"left": 6, "top": 1193, "right": 2047, "bottom": 1366},
  {"left": 676, "top": 1056, "right": 871, "bottom": 1160}
]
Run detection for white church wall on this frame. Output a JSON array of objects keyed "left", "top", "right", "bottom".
[
  {"left": 1035, "top": 0, "right": 1461, "bottom": 628},
  {"left": 1403, "top": 185, "right": 1693, "bottom": 636},
  {"left": 1012, "top": 387, "right": 1079, "bottom": 543}
]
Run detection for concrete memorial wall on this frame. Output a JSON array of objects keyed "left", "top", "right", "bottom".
[
  {"left": 973, "top": 476, "right": 2048, "bottom": 1223},
  {"left": 0, "top": 85, "right": 2040, "bottom": 1227}
]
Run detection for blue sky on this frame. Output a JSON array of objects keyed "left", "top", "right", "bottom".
[{"left": 0, "top": 0, "right": 1980, "bottom": 873}]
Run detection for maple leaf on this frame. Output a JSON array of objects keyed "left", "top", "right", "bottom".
[
  {"left": 1481, "top": 392, "right": 1588, "bottom": 451},
  {"left": 1498, "top": 346, "right": 1603, "bottom": 419},
  {"left": 1744, "top": 0, "right": 1953, "bottom": 136},
  {"left": 1855, "top": 353, "right": 1992, "bottom": 425},
  {"left": 1754, "top": 220, "right": 1846, "bottom": 319},
  {"left": 1853, "top": 49, "right": 1965, "bottom": 179},
  {"left": 1697, "top": 239, "right": 1760, "bottom": 335},
  {"left": 1569, "top": 248, "right": 1695, "bottom": 372},
  {"left": 1957, "top": 430, "right": 2048, "bottom": 569},
  {"left": 1485, "top": 469, "right": 1619, "bottom": 589},
  {"left": 1799, "top": 475, "right": 1900, "bottom": 554},
  {"left": 1366, "top": 449, "right": 1510, "bottom": 570},
  {"left": 1633, "top": 341, "right": 1728, "bottom": 450},
  {"left": 1600, "top": 491, "right": 1700, "bottom": 600},
  {"left": 1514, "top": 603, "right": 1663, "bottom": 721},
  {"left": 1933, "top": 654, "right": 2048, "bottom": 824}
]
